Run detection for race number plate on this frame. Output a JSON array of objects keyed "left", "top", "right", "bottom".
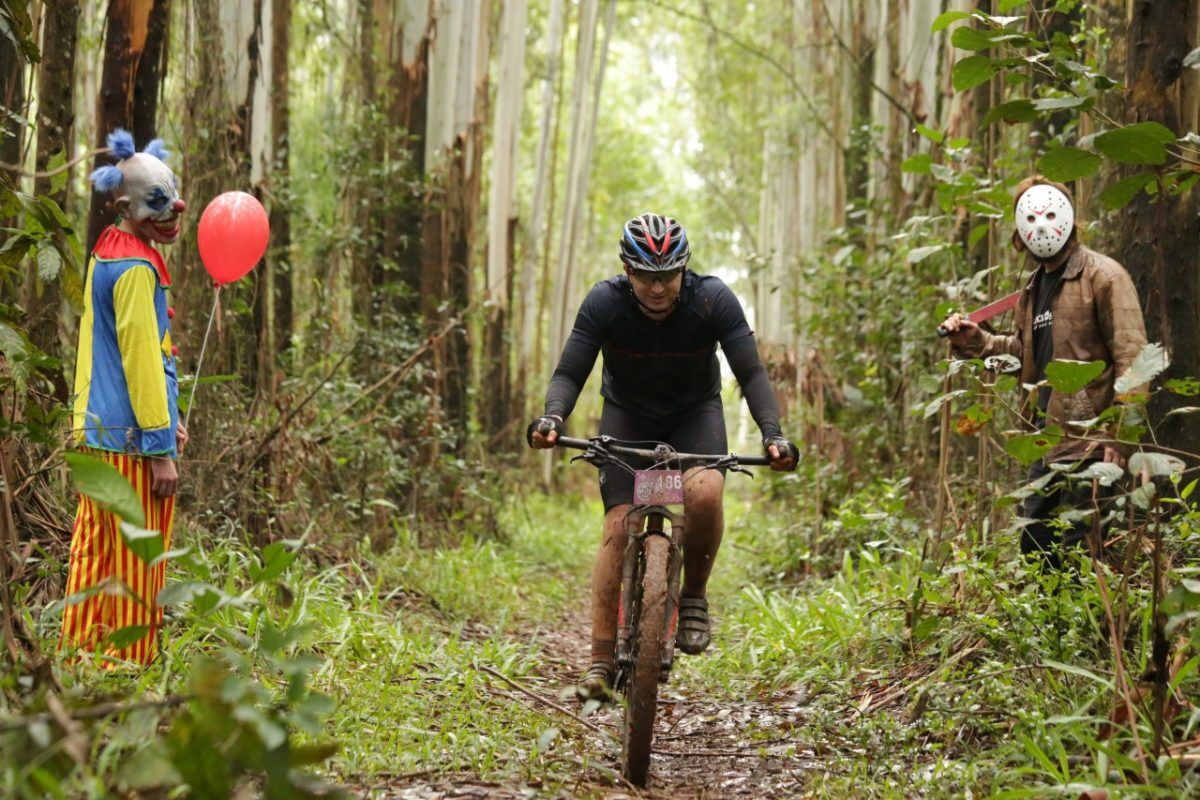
[{"left": 633, "top": 470, "right": 684, "bottom": 505}]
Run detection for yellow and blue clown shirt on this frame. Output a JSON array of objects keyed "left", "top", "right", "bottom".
[{"left": 72, "top": 225, "right": 179, "bottom": 458}]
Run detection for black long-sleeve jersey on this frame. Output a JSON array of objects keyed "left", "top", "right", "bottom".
[{"left": 543, "top": 271, "right": 782, "bottom": 439}]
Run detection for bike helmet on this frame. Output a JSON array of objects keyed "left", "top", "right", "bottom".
[{"left": 619, "top": 213, "right": 690, "bottom": 272}]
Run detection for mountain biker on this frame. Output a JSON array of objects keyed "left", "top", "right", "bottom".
[{"left": 527, "top": 213, "right": 798, "bottom": 700}]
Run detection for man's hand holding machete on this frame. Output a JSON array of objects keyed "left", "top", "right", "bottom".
[{"left": 938, "top": 292, "right": 1021, "bottom": 347}]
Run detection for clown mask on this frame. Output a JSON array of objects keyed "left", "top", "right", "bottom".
[
  {"left": 1014, "top": 184, "right": 1074, "bottom": 259},
  {"left": 90, "top": 129, "right": 186, "bottom": 245}
]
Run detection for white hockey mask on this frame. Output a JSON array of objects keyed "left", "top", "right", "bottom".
[{"left": 1014, "top": 184, "right": 1074, "bottom": 259}]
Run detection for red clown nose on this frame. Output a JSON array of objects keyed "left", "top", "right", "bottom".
[{"left": 197, "top": 191, "right": 269, "bottom": 286}]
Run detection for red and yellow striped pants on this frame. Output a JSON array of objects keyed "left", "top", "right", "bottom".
[{"left": 59, "top": 450, "right": 175, "bottom": 666}]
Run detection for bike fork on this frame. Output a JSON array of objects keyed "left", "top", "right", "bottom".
[
  {"left": 660, "top": 514, "right": 683, "bottom": 682},
  {"left": 615, "top": 510, "right": 684, "bottom": 685}
]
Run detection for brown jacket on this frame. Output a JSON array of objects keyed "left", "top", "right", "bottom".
[{"left": 955, "top": 243, "right": 1148, "bottom": 463}]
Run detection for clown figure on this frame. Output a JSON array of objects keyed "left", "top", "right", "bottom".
[{"left": 61, "top": 129, "right": 188, "bottom": 665}]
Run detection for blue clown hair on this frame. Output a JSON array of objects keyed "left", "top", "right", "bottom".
[
  {"left": 107, "top": 128, "right": 136, "bottom": 160},
  {"left": 89, "top": 164, "right": 124, "bottom": 193},
  {"left": 143, "top": 139, "right": 170, "bottom": 162}
]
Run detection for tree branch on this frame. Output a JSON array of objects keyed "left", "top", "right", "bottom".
[{"left": 646, "top": 0, "right": 846, "bottom": 154}]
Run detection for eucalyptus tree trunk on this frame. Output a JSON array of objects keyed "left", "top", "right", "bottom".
[
  {"left": 385, "top": 0, "right": 433, "bottom": 314},
  {"left": 267, "top": 0, "right": 291, "bottom": 362},
  {"left": 0, "top": 6, "right": 26, "bottom": 193},
  {"left": 23, "top": 0, "right": 80, "bottom": 365},
  {"left": 1120, "top": 1, "right": 1200, "bottom": 454},
  {"left": 482, "top": 0, "right": 528, "bottom": 440},
  {"left": 420, "top": 0, "right": 490, "bottom": 452},
  {"left": 548, "top": 0, "right": 602, "bottom": 368},
  {"left": 520, "top": 0, "right": 564, "bottom": 419},
  {"left": 85, "top": 0, "right": 170, "bottom": 256}
]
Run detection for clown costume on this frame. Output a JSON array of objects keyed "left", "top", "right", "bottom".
[{"left": 61, "top": 129, "right": 187, "bottom": 666}]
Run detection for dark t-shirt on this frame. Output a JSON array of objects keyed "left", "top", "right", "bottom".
[
  {"left": 1032, "top": 263, "right": 1066, "bottom": 419},
  {"left": 543, "top": 272, "right": 781, "bottom": 437}
]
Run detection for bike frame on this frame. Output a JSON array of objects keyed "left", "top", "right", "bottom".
[
  {"left": 552, "top": 434, "right": 770, "bottom": 786},
  {"left": 555, "top": 435, "right": 769, "bottom": 687}
]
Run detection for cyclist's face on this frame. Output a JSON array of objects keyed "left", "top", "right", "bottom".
[{"left": 626, "top": 267, "right": 683, "bottom": 315}]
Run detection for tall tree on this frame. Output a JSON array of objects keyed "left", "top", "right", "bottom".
[
  {"left": 1119, "top": 1, "right": 1200, "bottom": 454},
  {"left": 267, "top": 0, "right": 292, "bottom": 364},
  {"left": 482, "top": 0, "right": 528, "bottom": 440},
  {"left": 420, "top": 0, "right": 491, "bottom": 452},
  {"left": 519, "top": 0, "right": 564, "bottom": 420},
  {"left": 547, "top": 0, "right": 602, "bottom": 368},
  {"left": 84, "top": 0, "right": 170, "bottom": 256},
  {"left": 24, "top": 0, "right": 81, "bottom": 362}
]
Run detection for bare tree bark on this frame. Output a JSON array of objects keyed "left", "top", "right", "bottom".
[
  {"left": 482, "top": 0, "right": 528, "bottom": 440},
  {"left": 520, "top": 0, "right": 564, "bottom": 420},
  {"left": 268, "top": 0, "right": 292, "bottom": 362},
  {"left": 24, "top": 0, "right": 80, "bottom": 365},
  {"left": 1120, "top": 0, "right": 1200, "bottom": 454},
  {"left": 548, "top": 0, "right": 601, "bottom": 367},
  {"left": 85, "top": 0, "right": 168, "bottom": 256},
  {"left": 420, "top": 0, "right": 490, "bottom": 453}
]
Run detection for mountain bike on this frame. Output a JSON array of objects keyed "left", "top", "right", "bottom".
[{"left": 554, "top": 434, "right": 770, "bottom": 786}]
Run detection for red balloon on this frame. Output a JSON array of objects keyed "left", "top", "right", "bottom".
[{"left": 197, "top": 191, "right": 270, "bottom": 286}]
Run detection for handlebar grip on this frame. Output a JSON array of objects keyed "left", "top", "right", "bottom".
[
  {"left": 553, "top": 436, "right": 593, "bottom": 451},
  {"left": 937, "top": 323, "right": 950, "bottom": 338}
]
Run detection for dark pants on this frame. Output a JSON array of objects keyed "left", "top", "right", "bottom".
[{"left": 1020, "top": 459, "right": 1112, "bottom": 569}]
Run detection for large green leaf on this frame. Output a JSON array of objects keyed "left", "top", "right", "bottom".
[
  {"left": 1044, "top": 359, "right": 1105, "bottom": 394},
  {"left": 908, "top": 244, "right": 950, "bottom": 264},
  {"left": 1004, "top": 426, "right": 1063, "bottom": 465},
  {"left": 1031, "top": 95, "right": 1093, "bottom": 112},
  {"left": 250, "top": 541, "right": 299, "bottom": 585},
  {"left": 36, "top": 243, "right": 62, "bottom": 281},
  {"left": 1099, "top": 172, "right": 1156, "bottom": 211},
  {"left": 64, "top": 451, "right": 146, "bottom": 527},
  {"left": 951, "top": 26, "right": 997, "bottom": 51},
  {"left": 1093, "top": 122, "right": 1176, "bottom": 166},
  {"left": 1038, "top": 146, "right": 1102, "bottom": 181},
  {"left": 932, "top": 11, "right": 972, "bottom": 32},
  {"left": 1115, "top": 342, "right": 1169, "bottom": 395},
  {"left": 901, "top": 153, "right": 933, "bottom": 174},
  {"left": 104, "top": 624, "right": 151, "bottom": 650},
  {"left": 952, "top": 55, "right": 996, "bottom": 91},
  {"left": 982, "top": 100, "right": 1036, "bottom": 127},
  {"left": 119, "top": 521, "right": 165, "bottom": 564},
  {"left": 1129, "top": 451, "right": 1185, "bottom": 478}
]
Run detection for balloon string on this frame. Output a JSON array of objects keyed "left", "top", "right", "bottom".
[{"left": 184, "top": 286, "right": 221, "bottom": 431}]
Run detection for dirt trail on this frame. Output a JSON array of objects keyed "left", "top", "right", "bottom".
[{"left": 362, "top": 601, "right": 818, "bottom": 799}]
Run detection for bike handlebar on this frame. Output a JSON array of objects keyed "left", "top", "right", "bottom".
[{"left": 554, "top": 435, "right": 773, "bottom": 467}]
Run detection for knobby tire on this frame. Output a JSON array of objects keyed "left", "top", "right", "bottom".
[{"left": 622, "top": 534, "right": 669, "bottom": 786}]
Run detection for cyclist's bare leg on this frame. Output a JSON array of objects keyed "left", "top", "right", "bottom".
[
  {"left": 588, "top": 504, "right": 630, "bottom": 669},
  {"left": 681, "top": 466, "right": 725, "bottom": 596}
]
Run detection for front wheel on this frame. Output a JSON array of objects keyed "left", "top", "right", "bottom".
[{"left": 622, "top": 533, "right": 669, "bottom": 786}]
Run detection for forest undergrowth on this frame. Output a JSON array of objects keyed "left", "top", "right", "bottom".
[{"left": 8, "top": 466, "right": 1200, "bottom": 798}]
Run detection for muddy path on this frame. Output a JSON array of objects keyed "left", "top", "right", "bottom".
[{"left": 355, "top": 602, "right": 820, "bottom": 799}]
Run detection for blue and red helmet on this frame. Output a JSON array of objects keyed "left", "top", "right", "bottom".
[{"left": 619, "top": 213, "right": 690, "bottom": 272}]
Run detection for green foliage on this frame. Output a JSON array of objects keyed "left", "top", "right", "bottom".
[
  {"left": 937, "top": 9, "right": 1194, "bottom": 212},
  {"left": 1043, "top": 359, "right": 1105, "bottom": 394},
  {"left": 63, "top": 451, "right": 147, "bottom": 527},
  {"left": 1038, "top": 146, "right": 1102, "bottom": 182}
]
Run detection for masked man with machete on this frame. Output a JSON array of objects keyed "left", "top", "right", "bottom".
[{"left": 941, "top": 175, "right": 1148, "bottom": 569}]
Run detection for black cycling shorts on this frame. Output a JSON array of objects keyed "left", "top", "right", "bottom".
[{"left": 597, "top": 399, "right": 728, "bottom": 511}]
